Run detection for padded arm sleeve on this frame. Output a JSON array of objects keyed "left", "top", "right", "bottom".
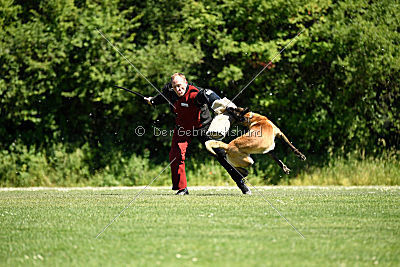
[{"left": 195, "top": 88, "right": 221, "bottom": 110}]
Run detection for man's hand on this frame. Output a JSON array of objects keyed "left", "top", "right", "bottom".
[{"left": 144, "top": 97, "right": 152, "bottom": 105}]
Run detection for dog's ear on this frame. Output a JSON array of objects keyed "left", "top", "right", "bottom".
[{"left": 241, "top": 107, "right": 250, "bottom": 115}]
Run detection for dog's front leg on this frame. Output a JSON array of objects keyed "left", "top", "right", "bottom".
[{"left": 268, "top": 152, "right": 291, "bottom": 174}]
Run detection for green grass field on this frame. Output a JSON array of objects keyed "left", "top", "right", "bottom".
[{"left": 1, "top": 186, "right": 399, "bottom": 266}]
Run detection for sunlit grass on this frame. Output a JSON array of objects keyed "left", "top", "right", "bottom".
[{"left": 1, "top": 187, "right": 399, "bottom": 266}]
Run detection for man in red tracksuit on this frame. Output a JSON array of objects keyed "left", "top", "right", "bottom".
[{"left": 145, "top": 73, "right": 251, "bottom": 195}]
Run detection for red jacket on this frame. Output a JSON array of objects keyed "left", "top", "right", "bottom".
[
  {"left": 173, "top": 85, "right": 202, "bottom": 130},
  {"left": 151, "top": 83, "right": 213, "bottom": 130}
]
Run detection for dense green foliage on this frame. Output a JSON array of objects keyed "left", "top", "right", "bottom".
[
  {"left": 1, "top": 187, "right": 400, "bottom": 265},
  {"left": 1, "top": 0, "right": 399, "bottom": 185}
]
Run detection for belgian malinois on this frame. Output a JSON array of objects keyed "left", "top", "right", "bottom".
[{"left": 205, "top": 107, "right": 306, "bottom": 174}]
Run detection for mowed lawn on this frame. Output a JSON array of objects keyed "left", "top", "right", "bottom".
[{"left": 1, "top": 186, "right": 399, "bottom": 266}]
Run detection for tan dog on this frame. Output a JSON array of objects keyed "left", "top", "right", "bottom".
[{"left": 205, "top": 107, "right": 306, "bottom": 174}]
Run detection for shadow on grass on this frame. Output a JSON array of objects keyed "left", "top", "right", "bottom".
[
  {"left": 188, "top": 192, "right": 242, "bottom": 197},
  {"left": 139, "top": 192, "right": 241, "bottom": 197}
]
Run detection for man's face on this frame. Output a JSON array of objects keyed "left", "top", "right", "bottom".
[{"left": 171, "top": 76, "right": 187, "bottom": 97}]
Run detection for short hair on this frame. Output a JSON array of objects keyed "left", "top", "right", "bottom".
[{"left": 171, "top": 73, "right": 186, "bottom": 83}]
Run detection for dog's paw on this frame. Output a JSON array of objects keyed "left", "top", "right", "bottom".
[
  {"left": 295, "top": 150, "right": 306, "bottom": 161},
  {"left": 283, "top": 165, "right": 291, "bottom": 174}
]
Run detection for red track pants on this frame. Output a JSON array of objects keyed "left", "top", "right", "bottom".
[{"left": 169, "top": 130, "right": 192, "bottom": 190}]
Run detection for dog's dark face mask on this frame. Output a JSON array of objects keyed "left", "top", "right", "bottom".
[{"left": 226, "top": 107, "right": 250, "bottom": 123}]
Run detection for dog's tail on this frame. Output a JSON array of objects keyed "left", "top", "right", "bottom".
[{"left": 205, "top": 140, "right": 229, "bottom": 155}]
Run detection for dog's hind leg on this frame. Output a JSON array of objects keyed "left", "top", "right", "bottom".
[
  {"left": 226, "top": 152, "right": 254, "bottom": 168},
  {"left": 276, "top": 131, "right": 306, "bottom": 161},
  {"left": 268, "top": 152, "right": 291, "bottom": 174}
]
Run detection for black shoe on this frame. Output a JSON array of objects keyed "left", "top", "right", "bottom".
[
  {"left": 176, "top": 188, "right": 189, "bottom": 195},
  {"left": 236, "top": 180, "right": 251, "bottom": 195}
]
